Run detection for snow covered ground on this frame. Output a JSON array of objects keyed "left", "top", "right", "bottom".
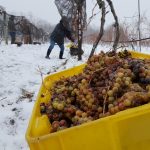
[{"left": 0, "top": 43, "right": 149, "bottom": 150}]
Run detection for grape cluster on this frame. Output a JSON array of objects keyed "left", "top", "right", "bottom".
[{"left": 40, "top": 51, "right": 150, "bottom": 133}]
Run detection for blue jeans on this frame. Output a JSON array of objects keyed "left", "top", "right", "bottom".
[
  {"left": 46, "top": 40, "right": 64, "bottom": 57},
  {"left": 9, "top": 32, "right": 16, "bottom": 44}
]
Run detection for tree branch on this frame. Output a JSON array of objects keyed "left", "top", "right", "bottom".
[
  {"left": 100, "top": 37, "right": 150, "bottom": 43},
  {"left": 89, "top": 0, "right": 106, "bottom": 59},
  {"left": 106, "top": 0, "right": 120, "bottom": 51},
  {"left": 87, "top": 3, "right": 100, "bottom": 27}
]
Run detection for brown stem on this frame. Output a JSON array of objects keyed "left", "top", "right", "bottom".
[
  {"left": 37, "top": 66, "right": 51, "bottom": 93},
  {"left": 101, "top": 37, "right": 150, "bottom": 43},
  {"left": 103, "top": 86, "right": 110, "bottom": 114},
  {"left": 89, "top": 67, "right": 105, "bottom": 85}
]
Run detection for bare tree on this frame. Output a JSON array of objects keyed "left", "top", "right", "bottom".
[
  {"left": 89, "top": 0, "right": 120, "bottom": 59},
  {"left": 89, "top": 0, "right": 106, "bottom": 59},
  {"left": 106, "top": 0, "right": 120, "bottom": 51}
]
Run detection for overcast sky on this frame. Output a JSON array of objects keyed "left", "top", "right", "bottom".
[{"left": 1, "top": 0, "right": 150, "bottom": 28}]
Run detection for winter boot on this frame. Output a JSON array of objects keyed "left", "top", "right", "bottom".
[
  {"left": 45, "top": 48, "right": 52, "bottom": 59},
  {"left": 45, "top": 55, "right": 50, "bottom": 59},
  {"left": 59, "top": 51, "right": 65, "bottom": 59}
]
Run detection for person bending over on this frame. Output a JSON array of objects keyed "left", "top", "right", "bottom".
[{"left": 45, "top": 17, "right": 74, "bottom": 59}]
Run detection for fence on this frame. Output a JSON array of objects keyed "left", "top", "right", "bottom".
[
  {"left": 0, "top": 6, "right": 46, "bottom": 44},
  {"left": 83, "top": 33, "right": 150, "bottom": 50}
]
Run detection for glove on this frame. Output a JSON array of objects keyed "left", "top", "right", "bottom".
[{"left": 72, "top": 42, "right": 78, "bottom": 48}]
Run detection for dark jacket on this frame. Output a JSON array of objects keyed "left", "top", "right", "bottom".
[
  {"left": 50, "top": 21, "right": 74, "bottom": 45},
  {"left": 8, "top": 19, "right": 16, "bottom": 32}
]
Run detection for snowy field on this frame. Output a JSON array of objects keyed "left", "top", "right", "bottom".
[{"left": 0, "top": 43, "right": 150, "bottom": 150}]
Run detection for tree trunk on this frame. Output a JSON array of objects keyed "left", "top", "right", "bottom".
[
  {"left": 77, "top": 2, "right": 83, "bottom": 61},
  {"left": 106, "top": 0, "right": 120, "bottom": 51},
  {"left": 89, "top": 0, "right": 106, "bottom": 59}
]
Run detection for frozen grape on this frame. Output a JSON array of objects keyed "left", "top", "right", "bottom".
[{"left": 40, "top": 50, "right": 150, "bottom": 133}]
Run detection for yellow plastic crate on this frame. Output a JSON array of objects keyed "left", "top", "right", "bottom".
[{"left": 26, "top": 50, "right": 150, "bottom": 150}]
